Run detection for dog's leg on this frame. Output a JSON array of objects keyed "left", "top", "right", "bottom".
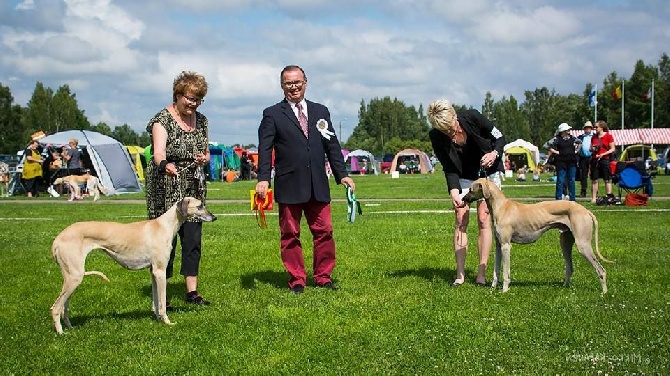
[
  {"left": 151, "top": 267, "right": 173, "bottom": 326},
  {"left": 575, "top": 240, "right": 608, "bottom": 294},
  {"left": 501, "top": 243, "right": 512, "bottom": 292},
  {"left": 51, "top": 273, "right": 83, "bottom": 334},
  {"left": 560, "top": 231, "right": 575, "bottom": 288},
  {"left": 492, "top": 238, "right": 502, "bottom": 289}
]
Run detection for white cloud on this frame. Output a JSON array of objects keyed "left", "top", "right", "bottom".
[{"left": 1, "top": 1, "right": 668, "bottom": 146}]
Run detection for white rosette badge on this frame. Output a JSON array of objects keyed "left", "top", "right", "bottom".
[{"left": 316, "top": 119, "right": 336, "bottom": 140}]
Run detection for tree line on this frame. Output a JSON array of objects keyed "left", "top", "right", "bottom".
[
  {"left": 0, "top": 82, "right": 151, "bottom": 154},
  {"left": 1, "top": 52, "right": 667, "bottom": 156},
  {"left": 345, "top": 53, "right": 670, "bottom": 157}
]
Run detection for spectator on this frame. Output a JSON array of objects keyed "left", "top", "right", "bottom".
[
  {"left": 590, "top": 120, "right": 616, "bottom": 204},
  {"left": 544, "top": 123, "right": 581, "bottom": 201},
  {"left": 577, "top": 121, "right": 595, "bottom": 197},
  {"left": 21, "top": 139, "right": 45, "bottom": 197}
]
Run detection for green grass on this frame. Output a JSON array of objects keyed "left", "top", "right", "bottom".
[{"left": 1, "top": 174, "right": 669, "bottom": 374}]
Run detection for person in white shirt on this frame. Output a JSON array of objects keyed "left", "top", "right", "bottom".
[{"left": 577, "top": 121, "right": 595, "bottom": 197}]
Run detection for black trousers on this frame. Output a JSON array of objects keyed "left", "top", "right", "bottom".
[
  {"left": 578, "top": 156, "right": 591, "bottom": 194},
  {"left": 167, "top": 221, "right": 203, "bottom": 278}
]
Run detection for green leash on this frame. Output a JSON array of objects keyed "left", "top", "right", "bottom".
[{"left": 346, "top": 184, "right": 362, "bottom": 223}]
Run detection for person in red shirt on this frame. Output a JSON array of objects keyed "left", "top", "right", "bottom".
[{"left": 589, "top": 120, "right": 616, "bottom": 204}]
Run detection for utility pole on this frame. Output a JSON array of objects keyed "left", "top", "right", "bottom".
[{"left": 339, "top": 118, "right": 347, "bottom": 140}]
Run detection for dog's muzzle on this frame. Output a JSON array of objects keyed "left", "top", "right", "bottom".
[{"left": 461, "top": 192, "right": 478, "bottom": 204}]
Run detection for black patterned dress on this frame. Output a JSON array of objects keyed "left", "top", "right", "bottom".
[{"left": 146, "top": 108, "right": 209, "bottom": 221}]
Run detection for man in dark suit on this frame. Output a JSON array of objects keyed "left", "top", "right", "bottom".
[{"left": 255, "top": 65, "right": 355, "bottom": 294}]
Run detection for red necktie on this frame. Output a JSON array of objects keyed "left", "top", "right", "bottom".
[{"left": 296, "top": 103, "right": 308, "bottom": 138}]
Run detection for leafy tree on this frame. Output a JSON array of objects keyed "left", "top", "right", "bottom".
[
  {"left": 22, "top": 82, "right": 54, "bottom": 135},
  {"left": 111, "top": 124, "right": 140, "bottom": 145},
  {"left": 346, "top": 97, "right": 431, "bottom": 156},
  {"left": 52, "top": 85, "right": 89, "bottom": 132},
  {"left": 21, "top": 82, "right": 89, "bottom": 135},
  {"left": 492, "top": 95, "right": 529, "bottom": 142},
  {"left": 90, "top": 122, "right": 113, "bottom": 136},
  {"left": 0, "top": 84, "right": 25, "bottom": 153},
  {"left": 520, "top": 87, "right": 556, "bottom": 145}
]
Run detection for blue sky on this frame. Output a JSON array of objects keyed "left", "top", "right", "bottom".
[{"left": 1, "top": 0, "right": 668, "bottom": 146}]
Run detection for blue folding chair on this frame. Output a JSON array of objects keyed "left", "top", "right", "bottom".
[{"left": 616, "top": 164, "right": 652, "bottom": 200}]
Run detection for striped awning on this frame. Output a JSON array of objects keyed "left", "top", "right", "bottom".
[{"left": 570, "top": 128, "right": 670, "bottom": 146}]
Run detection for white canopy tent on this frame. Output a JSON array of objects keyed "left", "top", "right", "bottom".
[{"left": 344, "top": 149, "right": 379, "bottom": 175}]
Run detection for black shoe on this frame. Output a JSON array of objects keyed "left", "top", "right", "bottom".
[
  {"left": 166, "top": 300, "right": 174, "bottom": 312},
  {"left": 290, "top": 285, "right": 305, "bottom": 294},
  {"left": 185, "top": 291, "right": 210, "bottom": 306},
  {"left": 475, "top": 281, "right": 488, "bottom": 287},
  {"left": 580, "top": 192, "right": 587, "bottom": 198},
  {"left": 316, "top": 281, "right": 340, "bottom": 290}
]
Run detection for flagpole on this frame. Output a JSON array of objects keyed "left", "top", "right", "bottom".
[
  {"left": 651, "top": 79, "right": 655, "bottom": 149},
  {"left": 620, "top": 80, "right": 625, "bottom": 152},
  {"left": 594, "top": 83, "right": 598, "bottom": 123}
]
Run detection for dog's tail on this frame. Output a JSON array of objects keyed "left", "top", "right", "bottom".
[
  {"left": 590, "top": 211, "right": 614, "bottom": 264},
  {"left": 85, "top": 271, "right": 110, "bottom": 281}
]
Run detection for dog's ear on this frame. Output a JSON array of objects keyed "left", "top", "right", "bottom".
[
  {"left": 177, "top": 198, "right": 190, "bottom": 217},
  {"left": 481, "top": 180, "right": 491, "bottom": 199}
]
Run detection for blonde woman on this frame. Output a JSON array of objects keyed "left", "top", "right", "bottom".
[{"left": 428, "top": 99, "right": 506, "bottom": 287}]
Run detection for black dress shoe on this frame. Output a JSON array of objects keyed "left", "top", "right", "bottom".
[
  {"left": 316, "top": 282, "right": 340, "bottom": 290},
  {"left": 290, "top": 285, "right": 305, "bottom": 294},
  {"left": 185, "top": 291, "right": 211, "bottom": 306}
]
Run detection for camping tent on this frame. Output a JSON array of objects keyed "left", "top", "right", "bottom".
[
  {"left": 39, "top": 130, "right": 140, "bottom": 194},
  {"left": 619, "top": 144, "right": 658, "bottom": 162},
  {"left": 344, "top": 149, "right": 379, "bottom": 175},
  {"left": 126, "top": 145, "right": 146, "bottom": 183},
  {"left": 389, "top": 148, "right": 433, "bottom": 174},
  {"left": 504, "top": 139, "right": 539, "bottom": 171}
]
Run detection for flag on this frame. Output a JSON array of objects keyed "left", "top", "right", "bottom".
[
  {"left": 612, "top": 86, "right": 622, "bottom": 100},
  {"left": 588, "top": 89, "right": 597, "bottom": 107},
  {"left": 643, "top": 87, "right": 652, "bottom": 101}
]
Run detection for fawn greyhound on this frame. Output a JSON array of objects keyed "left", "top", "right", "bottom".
[
  {"left": 50, "top": 197, "right": 216, "bottom": 334},
  {"left": 462, "top": 178, "right": 612, "bottom": 293}
]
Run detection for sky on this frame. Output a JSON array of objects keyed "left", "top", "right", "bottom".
[{"left": 1, "top": 0, "right": 668, "bottom": 146}]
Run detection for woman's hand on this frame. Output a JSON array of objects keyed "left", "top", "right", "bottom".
[{"left": 195, "top": 152, "right": 209, "bottom": 166}]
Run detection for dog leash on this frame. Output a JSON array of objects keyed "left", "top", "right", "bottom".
[
  {"left": 254, "top": 193, "right": 269, "bottom": 229},
  {"left": 346, "top": 184, "right": 362, "bottom": 223}
]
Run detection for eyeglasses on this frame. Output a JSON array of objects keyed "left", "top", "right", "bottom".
[
  {"left": 182, "top": 95, "right": 204, "bottom": 105},
  {"left": 282, "top": 80, "right": 305, "bottom": 89}
]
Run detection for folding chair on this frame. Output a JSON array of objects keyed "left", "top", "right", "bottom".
[{"left": 616, "top": 164, "right": 652, "bottom": 200}]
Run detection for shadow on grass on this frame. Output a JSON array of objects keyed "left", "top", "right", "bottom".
[
  {"left": 240, "top": 269, "right": 287, "bottom": 289},
  {"left": 69, "top": 309, "right": 152, "bottom": 328},
  {"left": 138, "top": 280, "right": 191, "bottom": 303},
  {"left": 389, "top": 267, "right": 456, "bottom": 283}
]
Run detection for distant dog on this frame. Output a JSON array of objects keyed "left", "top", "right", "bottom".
[
  {"left": 462, "top": 178, "right": 612, "bottom": 293},
  {"left": 50, "top": 197, "right": 217, "bottom": 334},
  {"left": 53, "top": 174, "right": 108, "bottom": 201}
]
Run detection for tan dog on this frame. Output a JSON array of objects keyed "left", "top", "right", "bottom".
[
  {"left": 53, "top": 174, "right": 108, "bottom": 201},
  {"left": 50, "top": 197, "right": 217, "bottom": 334},
  {"left": 462, "top": 178, "right": 612, "bottom": 294}
]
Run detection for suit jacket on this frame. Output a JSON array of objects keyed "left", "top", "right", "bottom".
[
  {"left": 258, "top": 99, "right": 348, "bottom": 204},
  {"left": 429, "top": 109, "right": 506, "bottom": 192}
]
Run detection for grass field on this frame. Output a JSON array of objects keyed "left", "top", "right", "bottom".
[{"left": 1, "top": 173, "right": 669, "bottom": 374}]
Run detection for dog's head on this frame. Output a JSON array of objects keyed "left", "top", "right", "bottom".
[
  {"left": 177, "top": 197, "right": 217, "bottom": 222},
  {"left": 461, "top": 178, "right": 492, "bottom": 204}
]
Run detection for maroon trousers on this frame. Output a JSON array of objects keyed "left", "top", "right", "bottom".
[{"left": 278, "top": 198, "right": 336, "bottom": 288}]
